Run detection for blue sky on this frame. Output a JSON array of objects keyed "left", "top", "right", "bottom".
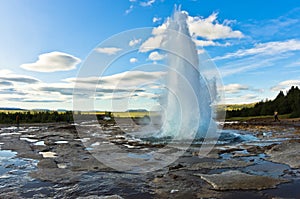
[{"left": 0, "top": 0, "right": 300, "bottom": 111}]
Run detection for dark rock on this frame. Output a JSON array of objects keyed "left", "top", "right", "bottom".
[
  {"left": 37, "top": 159, "right": 58, "bottom": 169},
  {"left": 195, "top": 170, "right": 289, "bottom": 191}
]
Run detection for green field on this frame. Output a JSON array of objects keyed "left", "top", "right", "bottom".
[
  {"left": 225, "top": 103, "right": 256, "bottom": 111},
  {"left": 226, "top": 114, "right": 291, "bottom": 121}
]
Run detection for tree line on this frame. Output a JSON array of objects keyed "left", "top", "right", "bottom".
[
  {"left": 0, "top": 111, "right": 74, "bottom": 124},
  {"left": 0, "top": 111, "right": 116, "bottom": 124},
  {"left": 226, "top": 86, "right": 300, "bottom": 118}
]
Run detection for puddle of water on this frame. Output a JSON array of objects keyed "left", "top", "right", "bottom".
[
  {"left": 0, "top": 132, "right": 21, "bottom": 136},
  {"left": 20, "top": 138, "right": 39, "bottom": 143},
  {"left": 57, "top": 163, "right": 67, "bottom": 169},
  {"left": 0, "top": 174, "right": 11, "bottom": 179},
  {"left": 81, "top": 138, "right": 90, "bottom": 142},
  {"left": 242, "top": 161, "right": 290, "bottom": 178},
  {"left": 21, "top": 134, "right": 37, "bottom": 138},
  {"left": 39, "top": 152, "right": 57, "bottom": 158},
  {"left": 55, "top": 141, "right": 69, "bottom": 144},
  {"left": 91, "top": 142, "right": 100, "bottom": 146},
  {"left": 128, "top": 153, "right": 152, "bottom": 159},
  {"left": 34, "top": 141, "right": 45, "bottom": 146},
  {"left": 124, "top": 144, "right": 137, "bottom": 149},
  {"left": 0, "top": 150, "right": 17, "bottom": 160},
  {"left": 263, "top": 179, "right": 300, "bottom": 198}
]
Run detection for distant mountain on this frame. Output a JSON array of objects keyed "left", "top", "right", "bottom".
[
  {"left": 0, "top": 107, "right": 25, "bottom": 111},
  {"left": 126, "top": 109, "right": 148, "bottom": 112},
  {"left": 32, "top": 109, "right": 50, "bottom": 112}
]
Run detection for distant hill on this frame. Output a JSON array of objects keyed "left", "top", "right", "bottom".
[
  {"left": 0, "top": 107, "right": 25, "bottom": 111},
  {"left": 126, "top": 109, "right": 148, "bottom": 112},
  {"left": 32, "top": 109, "right": 51, "bottom": 112}
]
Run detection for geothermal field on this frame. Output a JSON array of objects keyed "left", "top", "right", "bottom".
[
  {"left": 1, "top": 4, "right": 300, "bottom": 199},
  {"left": 0, "top": 119, "right": 300, "bottom": 198}
]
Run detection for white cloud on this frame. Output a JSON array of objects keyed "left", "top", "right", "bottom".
[
  {"left": 152, "top": 21, "right": 168, "bottom": 35},
  {"left": 0, "top": 71, "right": 40, "bottom": 84},
  {"left": 20, "top": 51, "right": 81, "bottom": 72},
  {"left": 148, "top": 51, "right": 165, "bottom": 61},
  {"left": 139, "top": 11, "right": 242, "bottom": 52},
  {"left": 129, "top": 38, "right": 142, "bottom": 46},
  {"left": 95, "top": 47, "right": 122, "bottom": 55},
  {"left": 153, "top": 17, "right": 161, "bottom": 23},
  {"left": 125, "top": 5, "right": 134, "bottom": 14},
  {"left": 193, "top": 40, "right": 231, "bottom": 47},
  {"left": 139, "top": 35, "right": 164, "bottom": 52},
  {"left": 216, "top": 39, "right": 300, "bottom": 60},
  {"left": 271, "top": 80, "right": 300, "bottom": 92},
  {"left": 99, "top": 70, "right": 165, "bottom": 89},
  {"left": 64, "top": 70, "right": 165, "bottom": 90},
  {"left": 224, "top": 84, "right": 249, "bottom": 94},
  {"left": 187, "top": 12, "right": 243, "bottom": 40},
  {"left": 139, "top": 21, "right": 168, "bottom": 52},
  {"left": 0, "top": 69, "right": 12, "bottom": 75},
  {"left": 225, "top": 94, "right": 260, "bottom": 105},
  {"left": 130, "top": 58, "right": 138, "bottom": 63},
  {"left": 140, "top": 0, "right": 156, "bottom": 7}
]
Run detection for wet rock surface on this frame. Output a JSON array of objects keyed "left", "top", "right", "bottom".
[
  {"left": 0, "top": 121, "right": 299, "bottom": 198},
  {"left": 266, "top": 140, "right": 300, "bottom": 168},
  {"left": 196, "top": 170, "right": 288, "bottom": 191}
]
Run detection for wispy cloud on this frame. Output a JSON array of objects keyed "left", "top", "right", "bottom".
[
  {"left": 64, "top": 70, "right": 165, "bottom": 101},
  {"left": 95, "top": 47, "right": 122, "bottom": 55},
  {"left": 224, "top": 84, "right": 249, "bottom": 94},
  {"left": 219, "top": 54, "right": 286, "bottom": 77},
  {"left": 125, "top": 5, "right": 134, "bottom": 14},
  {"left": 215, "top": 39, "right": 300, "bottom": 60},
  {"left": 271, "top": 79, "right": 300, "bottom": 92},
  {"left": 125, "top": 0, "right": 156, "bottom": 14},
  {"left": 140, "top": 0, "right": 156, "bottom": 7},
  {"left": 0, "top": 81, "right": 13, "bottom": 86},
  {"left": 243, "top": 7, "right": 300, "bottom": 39},
  {"left": 129, "top": 38, "right": 142, "bottom": 47},
  {"left": 0, "top": 72, "right": 40, "bottom": 84},
  {"left": 20, "top": 51, "right": 81, "bottom": 72},
  {"left": 66, "top": 70, "right": 165, "bottom": 88},
  {"left": 153, "top": 17, "right": 161, "bottom": 23},
  {"left": 148, "top": 51, "right": 165, "bottom": 61},
  {"left": 284, "top": 59, "right": 300, "bottom": 68},
  {"left": 193, "top": 39, "right": 231, "bottom": 47},
  {"left": 225, "top": 94, "right": 261, "bottom": 105}
]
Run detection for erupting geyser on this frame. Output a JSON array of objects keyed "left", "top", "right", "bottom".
[{"left": 159, "top": 7, "right": 217, "bottom": 139}]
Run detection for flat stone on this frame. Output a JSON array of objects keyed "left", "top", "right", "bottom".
[
  {"left": 189, "top": 159, "right": 253, "bottom": 170},
  {"left": 76, "top": 195, "right": 124, "bottom": 199},
  {"left": 266, "top": 141, "right": 300, "bottom": 168},
  {"left": 29, "top": 168, "right": 83, "bottom": 184},
  {"left": 38, "top": 158, "right": 58, "bottom": 168},
  {"left": 195, "top": 170, "right": 288, "bottom": 191}
]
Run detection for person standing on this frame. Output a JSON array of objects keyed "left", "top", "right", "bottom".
[
  {"left": 16, "top": 114, "right": 20, "bottom": 129},
  {"left": 274, "top": 111, "right": 280, "bottom": 122}
]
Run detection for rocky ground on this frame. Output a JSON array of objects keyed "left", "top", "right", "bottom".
[{"left": 0, "top": 119, "right": 299, "bottom": 198}]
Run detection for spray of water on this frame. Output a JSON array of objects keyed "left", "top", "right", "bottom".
[{"left": 159, "top": 7, "right": 216, "bottom": 139}]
